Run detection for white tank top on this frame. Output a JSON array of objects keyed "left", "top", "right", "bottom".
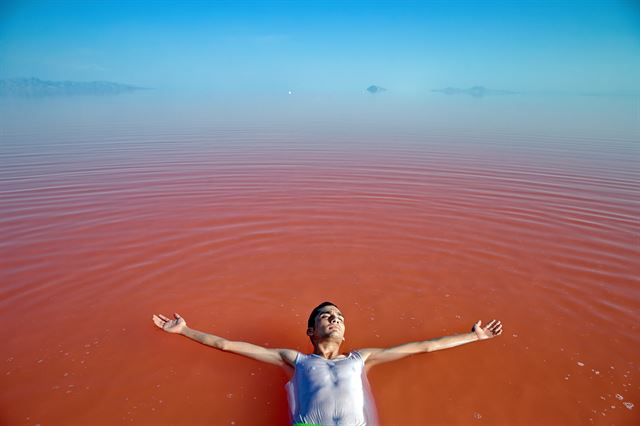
[{"left": 285, "top": 351, "right": 378, "bottom": 425}]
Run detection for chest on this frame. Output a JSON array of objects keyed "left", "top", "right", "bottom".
[{"left": 296, "top": 356, "right": 363, "bottom": 388}]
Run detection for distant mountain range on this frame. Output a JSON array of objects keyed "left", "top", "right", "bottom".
[
  {"left": 366, "top": 85, "right": 386, "bottom": 94},
  {"left": 0, "top": 78, "right": 148, "bottom": 97},
  {"left": 432, "top": 86, "right": 516, "bottom": 97}
]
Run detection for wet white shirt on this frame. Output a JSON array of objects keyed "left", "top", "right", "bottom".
[{"left": 285, "top": 351, "right": 378, "bottom": 426}]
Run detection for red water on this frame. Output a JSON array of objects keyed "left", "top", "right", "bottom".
[{"left": 1, "top": 114, "right": 639, "bottom": 425}]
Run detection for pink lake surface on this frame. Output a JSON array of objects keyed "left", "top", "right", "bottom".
[{"left": 1, "top": 96, "right": 639, "bottom": 425}]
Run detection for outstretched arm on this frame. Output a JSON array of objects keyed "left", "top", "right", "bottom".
[
  {"left": 359, "top": 319, "right": 502, "bottom": 368},
  {"left": 152, "top": 313, "right": 299, "bottom": 371}
]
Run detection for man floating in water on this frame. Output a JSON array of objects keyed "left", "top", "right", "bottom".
[{"left": 152, "top": 301, "right": 502, "bottom": 425}]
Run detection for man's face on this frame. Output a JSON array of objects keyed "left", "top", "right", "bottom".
[{"left": 308, "top": 305, "right": 346, "bottom": 342}]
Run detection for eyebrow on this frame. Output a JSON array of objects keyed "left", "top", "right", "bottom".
[{"left": 319, "top": 311, "right": 344, "bottom": 317}]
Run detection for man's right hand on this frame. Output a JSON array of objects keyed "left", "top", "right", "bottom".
[
  {"left": 152, "top": 312, "right": 298, "bottom": 371},
  {"left": 152, "top": 313, "right": 187, "bottom": 334}
]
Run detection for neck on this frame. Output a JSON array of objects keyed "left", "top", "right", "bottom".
[{"left": 312, "top": 339, "right": 343, "bottom": 359}]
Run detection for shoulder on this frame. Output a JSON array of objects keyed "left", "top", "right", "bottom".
[
  {"left": 352, "top": 348, "right": 383, "bottom": 363},
  {"left": 349, "top": 350, "right": 371, "bottom": 366},
  {"left": 277, "top": 349, "right": 303, "bottom": 366}
]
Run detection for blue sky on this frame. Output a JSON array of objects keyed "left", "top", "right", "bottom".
[{"left": 1, "top": 0, "right": 638, "bottom": 95}]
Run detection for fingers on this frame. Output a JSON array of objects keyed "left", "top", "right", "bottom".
[
  {"left": 159, "top": 314, "right": 170, "bottom": 321},
  {"left": 494, "top": 323, "right": 503, "bottom": 335},
  {"left": 487, "top": 320, "right": 502, "bottom": 336},
  {"left": 152, "top": 315, "right": 165, "bottom": 329},
  {"left": 174, "top": 313, "right": 181, "bottom": 319},
  {"left": 478, "top": 319, "right": 503, "bottom": 338}
]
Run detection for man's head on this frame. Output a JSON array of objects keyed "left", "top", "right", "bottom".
[{"left": 306, "top": 301, "right": 345, "bottom": 345}]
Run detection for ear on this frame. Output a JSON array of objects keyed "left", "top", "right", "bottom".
[{"left": 306, "top": 327, "right": 314, "bottom": 336}]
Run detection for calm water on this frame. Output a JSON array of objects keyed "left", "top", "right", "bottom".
[{"left": 1, "top": 93, "right": 639, "bottom": 425}]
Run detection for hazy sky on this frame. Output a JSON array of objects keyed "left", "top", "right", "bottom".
[{"left": 1, "top": 0, "right": 639, "bottom": 95}]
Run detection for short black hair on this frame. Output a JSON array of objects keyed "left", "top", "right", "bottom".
[{"left": 307, "top": 301, "right": 339, "bottom": 329}]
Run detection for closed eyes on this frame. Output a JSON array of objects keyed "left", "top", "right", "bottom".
[{"left": 320, "top": 313, "right": 344, "bottom": 322}]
